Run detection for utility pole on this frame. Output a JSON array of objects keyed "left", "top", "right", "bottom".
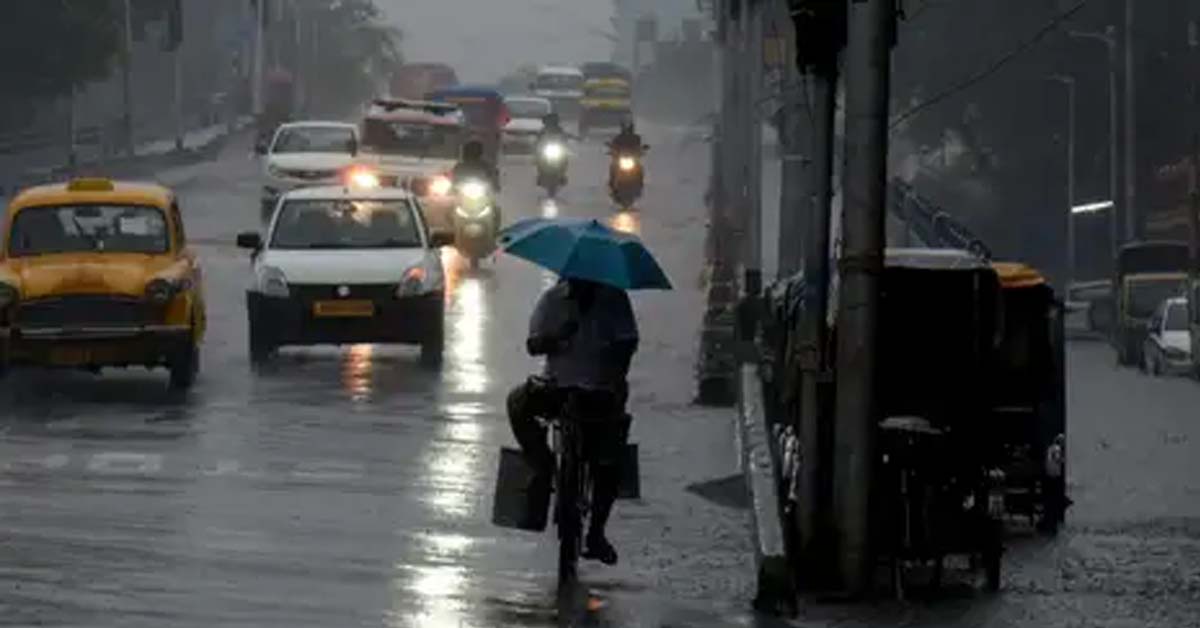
[
  {"left": 252, "top": 0, "right": 266, "bottom": 117},
  {"left": 171, "top": 0, "right": 185, "bottom": 152},
  {"left": 121, "top": 0, "right": 135, "bottom": 156},
  {"left": 1189, "top": 21, "right": 1199, "bottom": 288},
  {"left": 834, "top": 0, "right": 894, "bottom": 594},
  {"left": 1124, "top": 0, "right": 1138, "bottom": 240},
  {"left": 742, "top": 0, "right": 764, "bottom": 304},
  {"left": 1050, "top": 75, "right": 1076, "bottom": 285},
  {"left": 1069, "top": 26, "right": 1120, "bottom": 259},
  {"left": 790, "top": 0, "right": 846, "bottom": 589}
]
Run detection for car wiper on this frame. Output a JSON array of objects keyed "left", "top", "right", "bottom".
[{"left": 70, "top": 215, "right": 102, "bottom": 251}]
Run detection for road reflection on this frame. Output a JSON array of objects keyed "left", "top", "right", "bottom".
[
  {"left": 389, "top": 564, "right": 470, "bottom": 628},
  {"left": 610, "top": 210, "right": 640, "bottom": 235},
  {"left": 340, "top": 344, "right": 374, "bottom": 402},
  {"left": 446, "top": 276, "right": 489, "bottom": 395},
  {"left": 540, "top": 198, "right": 559, "bottom": 218}
]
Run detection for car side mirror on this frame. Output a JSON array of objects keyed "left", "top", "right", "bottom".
[
  {"left": 236, "top": 232, "right": 263, "bottom": 250},
  {"left": 429, "top": 231, "right": 455, "bottom": 248}
]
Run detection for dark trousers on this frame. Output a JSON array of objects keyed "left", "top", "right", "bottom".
[{"left": 507, "top": 380, "right": 631, "bottom": 538}]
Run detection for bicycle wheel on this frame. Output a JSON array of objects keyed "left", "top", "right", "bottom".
[{"left": 556, "top": 427, "right": 582, "bottom": 587}]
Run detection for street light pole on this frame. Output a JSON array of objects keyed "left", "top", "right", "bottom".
[
  {"left": 1124, "top": 0, "right": 1138, "bottom": 240},
  {"left": 1070, "top": 27, "right": 1120, "bottom": 259},
  {"left": 121, "top": 0, "right": 135, "bottom": 156},
  {"left": 1051, "top": 75, "right": 1077, "bottom": 285}
]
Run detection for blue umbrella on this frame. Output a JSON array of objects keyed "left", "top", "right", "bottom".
[{"left": 497, "top": 218, "right": 672, "bottom": 290}]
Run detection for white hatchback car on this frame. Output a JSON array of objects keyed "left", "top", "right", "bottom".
[
  {"left": 236, "top": 184, "right": 452, "bottom": 367},
  {"left": 257, "top": 121, "right": 360, "bottom": 216},
  {"left": 1142, "top": 296, "right": 1191, "bottom": 376}
]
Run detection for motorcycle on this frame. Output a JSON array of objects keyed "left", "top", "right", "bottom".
[
  {"left": 608, "top": 145, "right": 648, "bottom": 209},
  {"left": 536, "top": 138, "right": 569, "bottom": 197},
  {"left": 452, "top": 178, "right": 499, "bottom": 268}
]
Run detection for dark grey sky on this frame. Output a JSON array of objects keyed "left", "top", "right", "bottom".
[{"left": 377, "top": 0, "right": 613, "bottom": 83}]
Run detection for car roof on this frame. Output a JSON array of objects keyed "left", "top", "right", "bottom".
[
  {"left": 278, "top": 121, "right": 357, "bottom": 130},
  {"left": 505, "top": 96, "right": 551, "bottom": 105},
  {"left": 538, "top": 65, "right": 583, "bottom": 76},
  {"left": 9, "top": 179, "right": 174, "bottom": 214},
  {"left": 280, "top": 185, "right": 416, "bottom": 202}
]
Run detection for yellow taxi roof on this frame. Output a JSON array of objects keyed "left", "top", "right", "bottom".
[
  {"left": 991, "top": 262, "right": 1047, "bottom": 289},
  {"left": 7, "top": 179, "right": 174, "bottom": 216}
]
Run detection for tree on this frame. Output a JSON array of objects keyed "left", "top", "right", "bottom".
[
  {"left": 0, "top": 0, "right": 123, "bottom": 120},
  {"left": 292, "top": 0, "right": 403, "bottom": 115}
]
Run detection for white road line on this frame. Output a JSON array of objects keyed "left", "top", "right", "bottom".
[
  {"left": 289, "top": 460, "right": 367, "bottom": 481},
  {"left": 85, "top": 452, "right": 164, "bottom": 475}
]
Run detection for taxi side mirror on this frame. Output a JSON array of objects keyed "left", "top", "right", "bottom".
[
  {"left": 429, "top": 231, "right": 454, "bottom": 248},
  {"left": 236, "top": 232, "right": 263, "bottom": 250}
]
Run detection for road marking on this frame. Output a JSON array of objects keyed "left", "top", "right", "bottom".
[
  {"left": 200, "top": 459, "right": 263, "bottom": 478},
  {"left": 289, "top": 460, "right": 367, "bottom": 482},
  {"left": 6, "top": 453, "right": 71, "bottom": 472},
  {"left": 86, "top": 452, "right": 164, "bottom": 475}
]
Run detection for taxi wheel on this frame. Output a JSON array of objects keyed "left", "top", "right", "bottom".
[
  {"left": 169, "top": 342, "right": 199, "bottom": 390},
  {"left": 248, "top": 318, "right": 276, "bottom": 365},
  {"left": 420, "top": 306, "right": 445, "bottom": 369}
]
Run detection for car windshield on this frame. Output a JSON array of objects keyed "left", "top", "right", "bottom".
[
  {"left": 1165, "top": 303, "right": 1188, "bottom": 331},
  {"left": 507, "top": 100, "right": 551, "bottom": 119},
  {"left": 535, "top": 74, "right": 583, "bottom": 91},
  {"left": 8, "top": 204, "right": 169, "bottom": 256},
  {"left": 360, "top": 119, "right": 462, "bottom": 159},
  {"left": 270, "top": 199, "right": 423, "bottom": 250},
  {"left": 586, "top": 85, "right": 630, "bottom": 98},
  {"left": 272, "top": 126, "right": 356, "bottom": 154},
  {"left": 1129, "top": 279, "right": 1185, "bottom": 319}
]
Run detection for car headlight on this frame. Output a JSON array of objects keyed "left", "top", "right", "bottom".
[
  {"left": 145, "top": 278, "right": 179, "bottom": 305},
  {"left": 542, "top": 142, "right": 565, "bottom": 162},
  {"left": 0, "top": 283, "right": 18, "bottom": 308},
  {"left": 346, "top": 168, "right": 381, "bottom": 189},
  {"left": 266, "top": 163, "right": 285, "bottom": 179},
  {"left": 1166, "top": 346, "right": 1188, "bottom": 359},
  {"left": 459, "top": 180, "right": 488, "bottom": 201},
  {"left": 395, "top": 265, "right": 428, "bottom": 298},
  {"left": 618, "top": 156, "right": 637, "bottom": 171},
  {"left": 257, "top": 265, "right": 290, "bottom": 298},
  {"left": 429, "top": 176, "right": 453, "bottom": 197}
]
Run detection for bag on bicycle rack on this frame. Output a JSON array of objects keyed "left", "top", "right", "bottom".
[{"left": 491, "top": 447, "right": 551, "bottom": 532}]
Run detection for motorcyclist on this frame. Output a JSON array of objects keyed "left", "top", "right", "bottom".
[
  {"left": 607, "top": 120, "right": 644, "bottom": 192},
  {"left": 451, "top": 140, "right": 502, "bottom": 229},
  {"left": 507, "top": 277, "right": 639, "bottom": 566},
  {"left": 537, "top": 112, "right": 575, "bottom": 146}
]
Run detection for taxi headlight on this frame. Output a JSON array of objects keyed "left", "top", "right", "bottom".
[
  {"left": 0, "top": 283, "right": 18, "bottom": 308},
  {"left": 459, "top": 180, "right": 488, "bottom": 201},
  {"left": 145, "top": 278, "right": 178, "bottom": 305},
  {"left": 257, "top": 266, "right": 290, "bottom": 298},
  {"left": 618, "top": 156, "right": 637, "bottom": 171},
  {"left": 429, "top": 176, "right": 453, "bottom": 197},
  {"left": 541, "top": 142, "right": 565, "bottom": 162},
  {"left": 395, "top": 265, "right": 427, "bottom": 298}
]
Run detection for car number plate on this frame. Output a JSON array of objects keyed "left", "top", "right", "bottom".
[{"left": 313, "top": 300, "right": 374, "bottom": 318}]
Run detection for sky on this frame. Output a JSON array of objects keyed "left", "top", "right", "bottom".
[{"left": 377, "top": 0, "right": 615, "bottom": 84}]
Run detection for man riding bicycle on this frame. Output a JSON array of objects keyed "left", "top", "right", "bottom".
[{"left": 507, "top": 276, "right": 639, "bottom": 566}]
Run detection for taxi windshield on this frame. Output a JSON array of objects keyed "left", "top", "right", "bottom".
[
  {"left": 8, "top": 204, "right": 169, "bottom": 256},
  {"left": 272, "top": 126, "right": 356, "bottom": 154},
  {"left": 270, "top": 199, "right": 423, "bottom": 250},
  {"left": 361, "top": 118, "right": 461, "bottom": 159}
]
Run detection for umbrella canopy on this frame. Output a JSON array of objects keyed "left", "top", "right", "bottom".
[{"left": 497, "top": 218, "right": 672, "bottom": 290}]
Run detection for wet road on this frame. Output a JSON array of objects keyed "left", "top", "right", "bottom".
[{"left": 0, "top": 126, "right": 775, "bottom": 626}]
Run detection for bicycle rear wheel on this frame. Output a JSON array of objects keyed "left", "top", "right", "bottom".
[{"left": 556, "top": 443, "right": 582, "bottom": 587}]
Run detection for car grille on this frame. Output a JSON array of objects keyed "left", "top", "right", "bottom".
[
  {"left": 16, "top": 296, "right": 153, "bottom": 328},
  {"left": 282, "top": 168, "right": 338, "bottom": 181},
  {"left": 291, "top": 284, "right": 398, "bottom": 304}
]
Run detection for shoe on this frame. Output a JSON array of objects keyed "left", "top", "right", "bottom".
[{"left": 583, "top": 534, "right": 618, "bottom": 566}]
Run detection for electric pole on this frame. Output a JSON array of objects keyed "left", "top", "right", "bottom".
[
  {"left": 252, "top": 0, "right": 267, "bottom": 117},
  {"left": 121, "top": 0, "right": 135, "bottom": 156},
  {"left": 170, "top": 0, "right": 185, "bottom": 152},
  {"left": 1124, "top": 0, "right": 1137, "bottom": 240},
  {"left": 835, "top": 0, "right": 894, "bottom": 594}
]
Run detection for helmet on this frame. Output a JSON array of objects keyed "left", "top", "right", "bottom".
[{"left": 462, "top": 140, "right": 484, "bottom": 160}]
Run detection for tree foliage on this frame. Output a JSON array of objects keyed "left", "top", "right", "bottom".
[
  {"left": 294, "top": 0, "right": 403, "bottom": 114},
  {"left": 0, "top": 0, "right": 123, "bottom": 108}
]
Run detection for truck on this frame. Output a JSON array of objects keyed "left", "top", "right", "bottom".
[{"left": 1111, "top": 241, "right": 1189, "bottom": 366}]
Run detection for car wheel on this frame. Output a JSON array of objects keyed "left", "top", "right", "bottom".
[
  {"left": 169, "top": 341, "right": 199, "bottom": 391},
  {"left": 248, "top": 314, "right": 275, "bottom": 365},
  {"left": 420, "top": 301, "right": 445, "bottom": 369}
]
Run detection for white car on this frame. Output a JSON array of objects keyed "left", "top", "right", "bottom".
[
  {"left": 532, "top": 66, "right": 585, "bottom": 118},
  {"left": 503, "top": 96, "right": 552, "bottom": 153},
  {"left": 258, "top": 121, "right": 360, "bottom": 216},
  {"left": 1142, "top": 296, "right": 1191, "bottom": 376},
  {"left": 236, "top": 184, "right": 452, "bottom": 367}
]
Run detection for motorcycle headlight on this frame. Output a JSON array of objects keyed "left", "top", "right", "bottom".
[
  {"left": 257, "top": 265, "right": 290, "bottom": 298},
  {"left": 145, "top": 278, "right": 178, "bottom": 305},
  {"left": 0, "top": 283, "right": 18, "bottom": 308},
  {"left": 542, "top": 143, "right": 565, "bottom": 161},
  {"left": 395, "top": 265, "right": 428, "bottom": 298},
  {"left": 429, "top": 176, "right": 453, "bottom": 197},
  {"left": 456, "top": 204, "right": 493, "bottom": 219},
  {"left": 618, "top": 156, "right": 637, "bottom": 171},
  {"left": 459, "top": 180, "right": 488, "bottom": 201}
]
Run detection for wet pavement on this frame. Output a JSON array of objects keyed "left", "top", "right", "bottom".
[
  {"left": 2, "top": 124, "right": 1200, "bottom": 627},
  {"left": 0, "top": 124, "right": 780, "bottom": 627}
]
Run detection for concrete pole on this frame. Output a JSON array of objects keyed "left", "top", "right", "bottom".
[
  {"left": 1124, "top": 0, "right": 1137, "bottom": 240},
  {"left": 121, "top": 0, "right": 135, "bottom": 156},
  {"left": 252, "top": 0, "right": 266, "bottom": 117},
  {"left": 743, "top": 1, "right": 764, "bottom": 300},
  {"left": 834, "top": 0, "right": 893, "bottom": 594},
  {"left": 1051, "top": 76, "right": 1076, "bottom": 284},
  {"left": 173, "top": 35, "right": 185, "bottom": 152}
]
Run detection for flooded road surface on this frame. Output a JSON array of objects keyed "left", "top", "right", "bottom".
[{"left": 0, "top": 125, "right": 776, "bottom": 627}]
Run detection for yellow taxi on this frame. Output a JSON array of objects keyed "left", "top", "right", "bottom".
[{"left": 0, "top": 178, "right": 206, "bottom": 389}]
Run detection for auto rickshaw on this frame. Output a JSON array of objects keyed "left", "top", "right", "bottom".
[
  {"left": 987, "top": 262, "right": 1067, "bottom": 534},
  {"left": 870, "top": 248, "right": 1007, "bottom": 595}
]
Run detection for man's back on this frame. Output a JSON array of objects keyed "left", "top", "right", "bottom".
[{"left": 529, "top": 281, "right": 638, "bottom": 392}]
